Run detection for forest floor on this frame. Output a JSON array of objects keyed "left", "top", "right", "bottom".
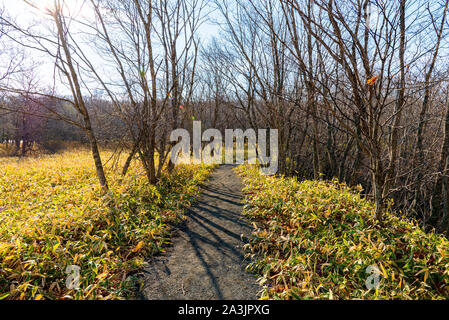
[{"left": 138, "top": 165, "right": 260, "bottom": 300}]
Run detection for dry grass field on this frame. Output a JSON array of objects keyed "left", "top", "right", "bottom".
[{"left": 0, "top": 148, "right": 214, "bottom": 299}]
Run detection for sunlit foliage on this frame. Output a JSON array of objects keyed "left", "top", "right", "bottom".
[
  {"left": 0, "top": 149, "right": 214, "bottom": 300},
  {"left": 236, "top": 165, "right": 449, "bottom": 300}
]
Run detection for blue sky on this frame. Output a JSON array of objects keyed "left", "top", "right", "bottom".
[{"left": 1, "top": 0, "right": 221, "bottom": 93}]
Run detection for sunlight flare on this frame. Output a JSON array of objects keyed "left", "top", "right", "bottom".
[{"left": 27, "top": 0, "right": 91, "bottom": 18}]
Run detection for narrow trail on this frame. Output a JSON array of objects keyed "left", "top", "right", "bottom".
[{"left": 139, "top": 165, "right": 260, "bottom": 300}]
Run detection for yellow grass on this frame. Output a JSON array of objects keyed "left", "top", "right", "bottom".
[{"left": 0, "top": 148, "right": 214, "bottom": 300}]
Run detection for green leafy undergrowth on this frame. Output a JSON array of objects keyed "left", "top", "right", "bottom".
[
  {"left": 235, "top": 165, "right": 449, "bottom": 300},
  {"left": 0, "top": 149, "right": 215, "bottom": 300}
]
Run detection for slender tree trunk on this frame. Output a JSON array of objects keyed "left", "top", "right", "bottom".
[
  {"left": 168, "top": 45, "right": 180, "bottom": 173},
  {"left": 372, "top": 154, "right": 385, "bottom": 221},
  {"left": 384, "top": 0, "right": 406, "bottom": 200},
  {"left": 414, "top": 0, "right": 448, "bottom": 217},
  {"left": 86, "top": 126, "right": 108, "bottom": 189},
  {"left": 122, "top": 142, "right": 139, "bottom": 177},
  {"left": 148, "top": 132, "right": 157, "bottom": 184},
  {"left": 431, "top": 99, "right": 449, "bottom": 230},
  {"left": 53, "top": 8, "right": 108, "bottom": 190}
]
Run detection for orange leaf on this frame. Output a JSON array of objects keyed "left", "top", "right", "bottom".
[
  {"left": 132, "top": 241, "right": 145, "bottom": 253},
  {"left": 367, "top": 75, "right": 379, "bottom": 86},
  {"left": 97, "top": 272, "right": 109, "bottom": 280}
]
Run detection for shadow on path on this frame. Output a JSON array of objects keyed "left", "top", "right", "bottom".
[{"left": 140, "top": 165, "right": 260, "bottom": 300}]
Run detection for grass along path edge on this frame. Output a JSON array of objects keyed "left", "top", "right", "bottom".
[
  {"left": 236, "top": 164, "right": 449, "bottom": 300},
  {"left": 0, "top": 149, "right": 215, "bottom": 300}
]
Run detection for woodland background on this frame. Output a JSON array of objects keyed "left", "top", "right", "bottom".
[{"left": 1, "top": 0, "right": 449, "bottom": 232}]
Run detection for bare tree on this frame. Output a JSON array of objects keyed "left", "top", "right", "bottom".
[
  {"left": 0, "top": 0, "right": 109, "bottom": 189},
  {"left": 81, "top": 0, "right": 205, "bottom": 183}
]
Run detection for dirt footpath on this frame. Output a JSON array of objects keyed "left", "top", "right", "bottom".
[{"left": 139, "top": 165, "right": 260, "bottom": 300}]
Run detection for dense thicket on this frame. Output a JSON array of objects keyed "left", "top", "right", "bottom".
[
  {"left": 237, "top": 165, "right": 449, "bottom": 300},
  {"left": 0, "top": 96, "right": 126, "bottom": 155},
  {"left": 197, "top": 0, "right": 449, "bottom": 233},
  {"left": 1, "top": 0, "right": 449, "bottom": 232}
]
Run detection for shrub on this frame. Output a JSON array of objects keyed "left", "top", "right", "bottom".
[
  {"left": 0, "top": 149, "right": 214, "bottom": 300},
  {"left": 235, "top": 165, "right": 449, "bottom": 300}
]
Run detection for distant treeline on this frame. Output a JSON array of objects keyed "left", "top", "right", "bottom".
[{"left": 0, "top": 95, "right": 126, "bottom": 155}]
